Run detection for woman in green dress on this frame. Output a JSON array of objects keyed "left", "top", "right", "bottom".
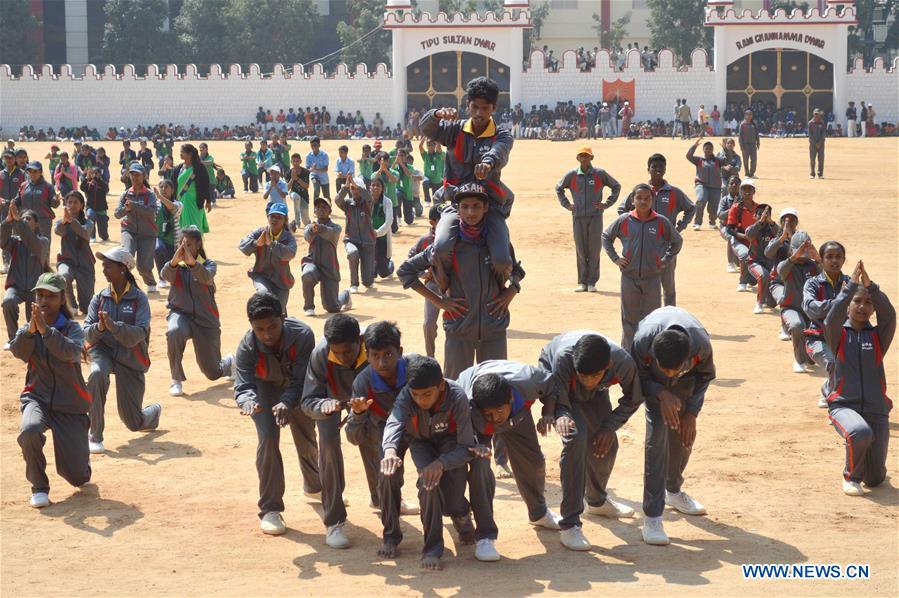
[{"left": 172, "top": 144, "right": 211, "bottom": 233}]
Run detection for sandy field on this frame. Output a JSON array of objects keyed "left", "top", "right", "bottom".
[{"left": 1, "top": 135, "right": 896, "bottom": 597}]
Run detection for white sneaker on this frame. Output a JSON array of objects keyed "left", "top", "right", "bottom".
[
  {"left": 574, "top": 284, "right": 587, "bottom": 292},
  {"left": 169, "top": 382, "right": 183, "bottom": 396},
  {"left": 88, "top": 440, "right": 105, "bottom": 454},
  {"left": 692, "top": 224, "right": 700, "bottom": 230},
  {"left": 157, "top": 280, "right": 170, "bottom": 289},
  {"left": 222, "top": 354, "right": 235, "bottom": 381},
  {"left": 726, "top": 263, "right": 737, "bottom": 273},
  {"left": 842, "top": 479, "right": 864, "bottom": 496},
  {"left": 793, "top": 361, "right": 807, "bottom": 373},
  {"left": 817, "top": 395, "right": 829, "bottom": 408},
  {"left": 326, "top": 522, "right": 350, "bottom": 549},
  {"left": 30, "top": 492, "right": 50, "bottom": 508},
  {"left": 475, "top": 538, "right": 501, "bottom": 562},
  {"left": 2, "top": 342, "right": 10, "bottom": 351},
  {"left": 586, "top": 285, "right": 598, "bottom": 293},
  {"left": 642, "top": 517, "right": 670, "bottom": 545},
  {"left": 304, "top": 308, "right": 315, "bottom": 316},
  {"left": 736, "top": 283, "right": 748, "bottom": 292},
  {"left": 342, "top": 293, "right": 352, "bottom": 311},
  {"left": 349, "top": 285, "right": 359, "bottom": 294},
  {"left": 399, "top": 500, "right": 420, "bottom": 515},
  {"left": 146, "top": 285, "right": 157, "bottom": 293},
  {"left": 529, "top": 508, "right": 562, "bottom": 530},
  {"left": 708, "top": 224, "right": 717, "bottom": 230},
  {"left": 0, "top": 264, "right": 7, "bottom": 274},
  {"left": 753, "top": 303, "right": 764, "bottom": 314},
  {"left": 560, "top": 526, "right": 591, "bottom": 551},
  {"left": 778, "top": 330, "right": 791, "bottom": 341},
  {"left": 587, "top": 498, "right": 635, "bottom": 518},
  {"left": 665, "top": 490, "right": 706, "bottom": 515},
  {"left": 260, "top": 511, "right": 286, "bottom": 535}
]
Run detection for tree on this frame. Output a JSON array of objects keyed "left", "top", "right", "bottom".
[
  {"left": 102, "top": 0, "right": 174, "bottom": 67},
  {"left": 766, "top": 1, "right": 810, "bottom": 13},
  {"left": 438, "top": 0, "right": 479, "bottom": 14},
  {"left": 646, "top": 0, "right": 711, "bottom": 65},
  {"left": 593, "top": 11, "right": 630, "bottom": 51},
  {"left": 0, "top": 0, "right": 40, "bottom": 67},
  {"left": 226, "top": 0, "right": 319, "bottom": 69},
  {"left": 176, "top": 0, "right": 235, "bottom": 67},
  {"left": 336, "top": 0, "right": 391, "bottom": 70},
  {"left": 525, "top": 1, "right": 550, "bottom": 57}
]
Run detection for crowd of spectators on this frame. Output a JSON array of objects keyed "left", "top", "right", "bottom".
[{"left": 535, "top": 43, "right": 661, "bottom": 72}]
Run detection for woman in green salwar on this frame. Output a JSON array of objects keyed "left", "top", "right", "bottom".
[{"left": 172, "top": 144, "right": 211, "bottom": 233}]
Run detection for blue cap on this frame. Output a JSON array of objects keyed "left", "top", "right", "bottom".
[
  {"left": 128, "top": 161, "right": 145, "bottom": 174},
  {"left": 267, "top": 202, "right": 289, "bottom": 217},
  {"left": 24, "top": 160, "right": 42, "bottom": 171}
]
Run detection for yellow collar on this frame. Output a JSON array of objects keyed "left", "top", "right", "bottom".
[
  {"left": 328, "top": 344, "right": 367, "bottom": 369},
  {"left": 177, "top": 256, "right": 206, "bottom": 267},
  {"left": 109, "top": 281, "right": 131, "bottom": 303},
  {"left": 462, "top": 118, "right": 496, "bottom": 138},
  {"left": 823, "top": 271, "right": 839, "bottom": 287}
]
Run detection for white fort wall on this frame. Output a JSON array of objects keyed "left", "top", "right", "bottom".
[{"left": 1, "top": 52, "right": 896, "bottom": 132}]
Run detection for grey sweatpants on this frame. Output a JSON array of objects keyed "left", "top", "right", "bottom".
[
  {"left": 806, "top": 336, "right": 834, "bottom": 397},
  {"left": 781, "top": 308, "right": 813, "bottom": 365},
  {"left": 3, "top": 287, "right": 32, "bottom": 341},
  {"left": 740, "top": 144, "right": 757, "bottom": 176},
  {"left": 88, "top": 349, "right": 158, "bottom": 443},
  {"left": 468, "top": 457, "right": 499, "bottom": 541},
  {"left": 411, "top": 441, "right": 470, "bottom": 558},
  {"left": 19, "top": 399, "right": 92, "bottom": 494},
  {"left": 354, "top": 422, "right": 409, "bottom": 546},
  {"left": 443, "top": 333, "right": 508, "bottom": 380},
  {"left": 345, "top": 241, "right": 375, "bottom": 288},
  {"left": 290, "top": 192, "right": 310, "bottom": 227},
  {"left": 166, "top": 312, "right": 225, "bottom": 382},
  {"left": 620, "top": 275, "right": 662, "bottom": 351},
  {"left": 809, "top": 144, "right": 824, "bottom": 176},
  {"left": 250, "top": 274, "right": 289, "bottom": 315},
  {"left": 661, "top": 255, "right": 677, "bottom": 306},
  {"left": 121, "top": 230, "right": 157, "bottom": 287},
  {"left": 301, "top": 264, "right": 349, "bottom": 313},
  {"left": 747, "top": 262, "right": 775, "bottom": 307},
  {"left": 423, "top": 280, "right": 440, "bottom": 358},
  {"left": 573, "top": 216, "right": 603, "bottom": 286},
  {"left": 559, "top": 392, "right": 618, "bottom": 529},
  {"left": 316, "top": 413, "right": 379, "bottom": 527},
  {"left": 250, "top": 396, "right": 322, "bottom": 518},
  {"left": 643, "top": 380, "right": 695, "bottom": 518},
  {"left": 829, "top": 407, "right": 888, "bottom": 486},
  {"left": 693, "top": 184, "right": 721, "bottom": 226},
  {"left": 57, "top": 262, "right": 95, "bottom": 314}
]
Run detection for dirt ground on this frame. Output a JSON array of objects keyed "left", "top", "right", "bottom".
[{"left": 1, "top": 136, "right": 896, "bottom": 597}]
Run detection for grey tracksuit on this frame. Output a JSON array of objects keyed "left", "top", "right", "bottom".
[
  {"left": 84, "top": 285, "right": 157, "bottom": 443},
  {"left": 808, "top": 119, "right": 826, "bottom": 176},
  {"left": 335, "top": 186, "right": 376, "bottom": 288},
  {"left": 1, "top": 166, "right": 26, "bottom": 265},
  {"left": 238, "top": 226, "right": 297, "bottom": 312},
  {"left": 346, "top": 357, "right": 415, "bottom": 546},
  {"left": 717, "top": 194, "right": 740, "bottom": 266},
  {"left": 382, "top": 380, "right": 476, "bottom": 558},
  {"left": 1, "top": 220, "right": 49, "bottom": 340},
  {"left": 745, "top": 221, "right": 779, "bottom": 307},
  {"left": 824, "top": 281, "right": 895, "bottom": 486},
  {"left": 776, "top": 254, "right": 821, "bottom": 365},
  {"left": 457, "top": 360, "right": 558, "bottom": 524},
  {"left": 631, "top": 307, "right": 715, "bottom": 518},
  {"left": 602, "top": 211, "right": 683, "bottom": 350},
  {"left": 160, "top": 259, "right": 227, "bottom": 383},
  {"left": 301, "top": 220, "right": 349, "bottom": 313},
  {"left": 14, "top": 178, "right": 57, "bottom": 246},
  {"left": 737, "top": 120, "right": 760, "bottom": 176},
  {"left": 115, "top": 187, "right": 159, "bottom": 287},
  {"left": 233, "top": 319, "right": 321, "bottom": 517},
  {"left": 10, "top": 316, "right": 92, "bottom": 494},
  {"left": 618, "top": 182, "right": 694, "bottom": 306},
  {"left": 555, "top": 166, "right": 622, "bottom": 286},
  {"left": 538, "top": 332, "right": 644, "bottom": 529},
  {"left": 686, "top": 145, "right": 724, "bottom": 226},
  {"left": 408, "top": 231, "right": 439, "bottom": 357},
  {"left": 398, "top": 241, "right": 525, "bottom": 379},
  {"left": 54, "top": 217, "right": 95, "bottom": 313},
  {"left": 300, "top": 338, "right": 372, "bottom": 528},
  {"left": 716, "top": 150, "right": 742, "bottom": 192},
  {"left": 803, "top": 272, "right": 850, "bottom": 396}
]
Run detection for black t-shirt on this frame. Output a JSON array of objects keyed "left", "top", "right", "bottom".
[{"left": 289, "top": 165, "right": 310, "bottom": 199}]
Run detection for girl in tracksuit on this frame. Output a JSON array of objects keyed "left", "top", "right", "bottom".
[
  {"left": 10, "top": 272, "right": 92, "bottom": 508},
  {"left": 370, "top": 177, "right": 395, "bottom": 279},
  {"left": 84, "top": 248, "right": 161, "bottom": 454},
  {"left": 154, "top": 179, "right": 182, "bottom": 287},
  {"left": 745, "top": 203, "right": 779, "bottom": 314},
  {"left": 80, "top": 166, "right": 109, "bottom": 241},
  {"left": 717, "top": 175, "right": 741, "bottom": 273},
  {"left": 824, "top": 261, "right": 894, "bottom": 496},
  {"left": 2, "top": 206, "right": 50, "bottom": 343},
  {"left": 602, "top": 184, "right": 683, "bottom": 350},
  {"left": 115, "top": 163, "right": 159, "bottom": 290},
  {"left": 716, "top": 138, "right": 741, "bottom": 198},
  {"left": 802, "top": 241, "right": 849, "bottom": 407},
  {"left": 775, "top": 231, "right": 821, "bottom": 373},
  {"left": 161, "top": 226, "right": 233, "bottom": 397},
  {"left": 54, "top": 191, "right": 95, "bottom": 315},
  {"left": 686, "top": 140, "right": 725, "bottom": 229},
  {"left": 335, "top": 176, "right": 376, "bottom": 291},
  {"left": 765, "top": 208, "right": 799, "bottom": 306},
  {"left": 15, "top": 162, "right": 58, "bottom": 248},
  {"left": 238, "top": 202, "right": 296, "bottom": 313}
]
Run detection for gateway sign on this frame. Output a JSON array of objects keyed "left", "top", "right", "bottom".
[
  {"left": 419, "top": 35, "right": 497, "bottom": 52},
  {"left": 736, "top": 31, "right": 827, "bottom": 50}
]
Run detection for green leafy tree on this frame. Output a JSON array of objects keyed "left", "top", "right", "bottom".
[
  {"left": 102, "top": 0, "right": 174, "bottom": 67},
  {"left": 646, "top": 0, "right": 711, "bottom": 64},
  {"left": 525, "top": 1, "right": 550, "bottom": 56},
  {"left": 438, "top": 0, "right": 479, "bottom": 13},
  {"left": 593, "top": 11, "right": 630, "bottom": 50},
  {"left": 336, "top": 0, "right": 391, "bottom": 70},
  {"left": 0, "top": 0, "right": 40, "bottom": 67},
  {"left": 225, "top": 0, "right": 319, "bottom": 69},
  {"left": 175, "top": 0, "right": 235, "bottom": 66}
]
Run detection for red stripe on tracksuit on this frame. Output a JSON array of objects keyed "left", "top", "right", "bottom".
[{"left": 828, "top": 414, "right": 854, "bottom": 481}]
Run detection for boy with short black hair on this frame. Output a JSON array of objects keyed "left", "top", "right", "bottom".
[
  {"left": 417, "top": 138, "right": 445, "bottom": 205},
  {"left": 300, "top": 198, "right": 351, "bottom": 316},
  {"left": 538, "top": 331, "right": 643, "bottom": 550},
  {"left": 358, "top": 144, "right": 374, "bottom": 186},
  {"left": 238, "top": 202, "right": 296, "bottom": 312},
  {"left": 381, "top": 355, "right": 479, "bottom": 570},
  {"left": 686, "top": 138, "right": 725, "bottom": 230},
  {"left": 334, "top": 145, "right": 354, "bottom": 190},
  {"left": 233, "top": 292, "right": 321, "bottom": 536},
  {"left": 335, "top": 176, "right": 376, "bottom": 292}
]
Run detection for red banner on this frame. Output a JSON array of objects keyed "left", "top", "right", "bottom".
[{"left": 602, "top": 79, "right": 635, "bottom": 110}]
